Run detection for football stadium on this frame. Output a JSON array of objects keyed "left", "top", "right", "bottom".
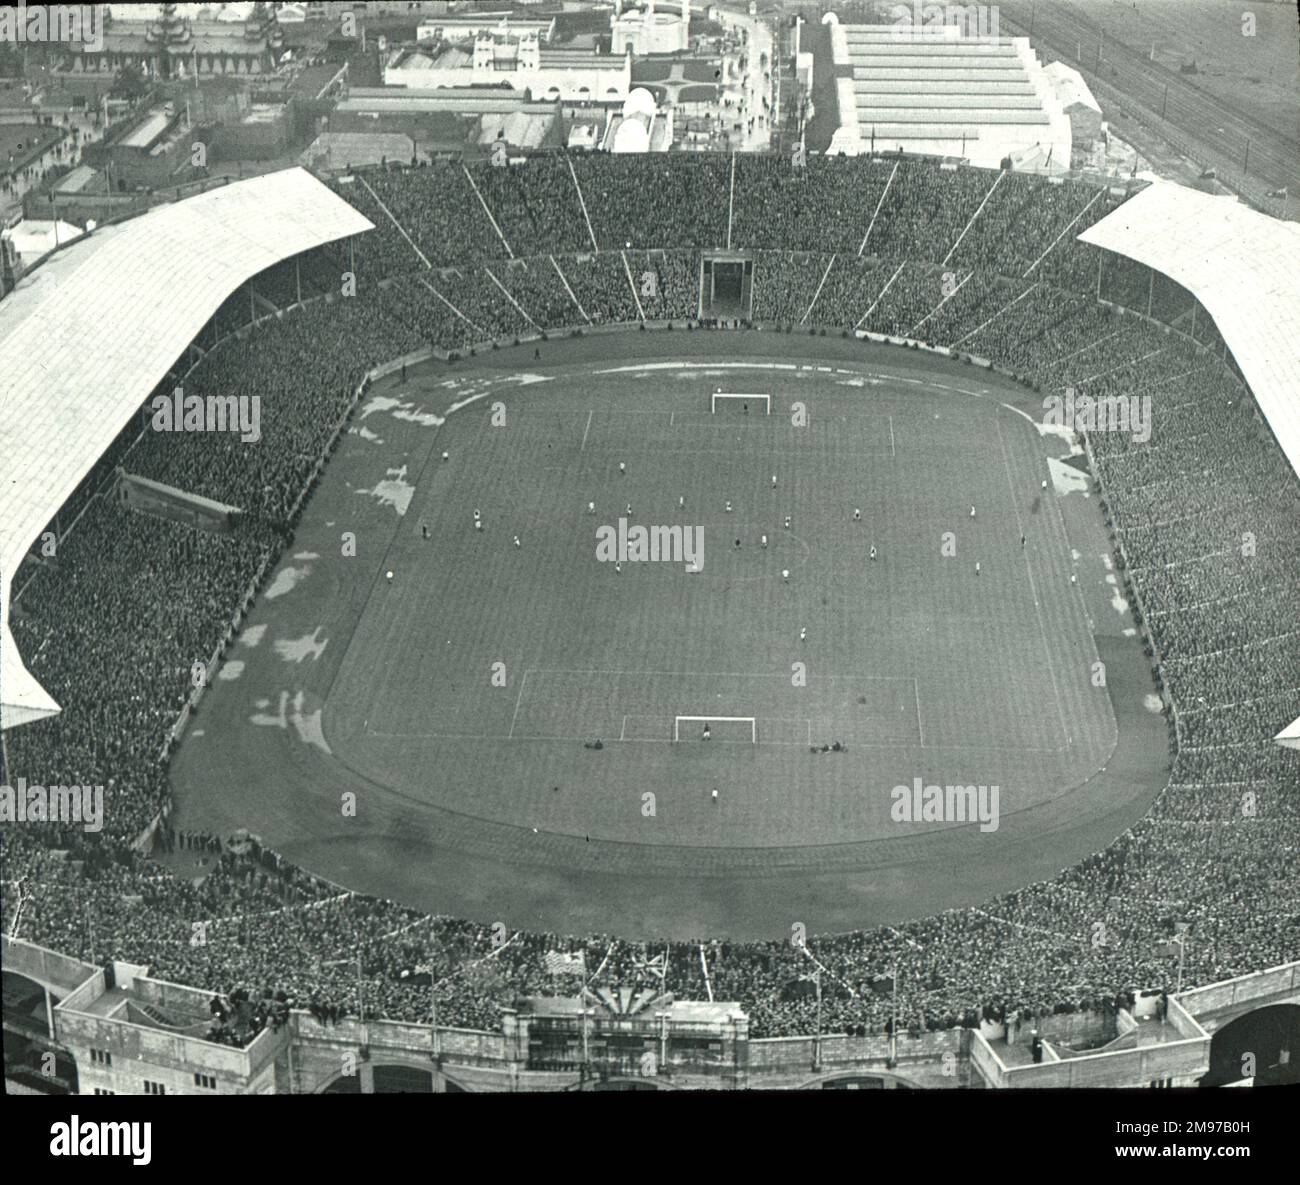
[{"left": 1, "top": 19, "right": 1298, "bottom": 1103}]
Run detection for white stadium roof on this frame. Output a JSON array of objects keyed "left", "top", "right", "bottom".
[
  {"left": 0, "top": 167, "right": 373, "bottom": 730},
  {"left": 1083, "top": 183, "right": 1300, "bottom": 756},
  {"left": 827, "top": 24, "right": 1072, "bottom": 168},
  {"left": 1080, "top": 182, "right": 1300, "bottom": 481}
]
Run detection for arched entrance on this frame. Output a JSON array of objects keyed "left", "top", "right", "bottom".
[
  {"left": 799, "top": 1070, "right": 917, "bottom": 1090},
  {"left": 317, "top": 1062, "right": 471, "bottom": 1093},
  {"left": 1200, "top": 1005, "right": 1300, "bottom": 1087}
]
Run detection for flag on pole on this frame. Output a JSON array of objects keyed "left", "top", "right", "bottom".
[{"left": 632, "top": 951, "right": 667, "bottom": 983}]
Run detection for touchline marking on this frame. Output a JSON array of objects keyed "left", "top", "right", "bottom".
[
  {"left": 580, "top": 408, "right": 593, "bottom": 452},
  {"left": 363, "top": 728, "right": 1066, "bottom": 754},
  {"left": 508, "top": 670, "right": 529, "bottom": 739},
  {"left": 523, "top": 666, "right": 913, "bottom": 682},
  {"left": 913, "top": 677, "right": 925, "bottom": 748},
  {"left": 889, "top": 415, "right": 896, "bottom": 458},
  {"left": 995, "top": 413, "right": 1070, "bottom": 749}
]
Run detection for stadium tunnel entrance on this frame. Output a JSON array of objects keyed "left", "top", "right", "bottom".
[
  {"left": 1199, "top": 1005, "right": 1300, "bottom": 1087},
  {"left": 701, "top": 252, "right": 752, "bottom": 321}
]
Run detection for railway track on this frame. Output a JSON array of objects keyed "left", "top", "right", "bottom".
[{"left": 998, "top": 1, "right": 1298, "bottom": 208}]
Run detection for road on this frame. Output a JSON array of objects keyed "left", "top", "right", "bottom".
[
  {"left": 1, "top": 106, "right": 110, "bottom": 221},
  {"left": 711, "top": 1, "right": 776, "bottom": 152}
]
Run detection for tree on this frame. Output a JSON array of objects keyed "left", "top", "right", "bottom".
[{"left": 111, "top": 63, "right": 148, "bottom": 103}]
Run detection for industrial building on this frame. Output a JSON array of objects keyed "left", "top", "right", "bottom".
[{"left": 821, "top": 19, "right": 1074, "bottom": 169}]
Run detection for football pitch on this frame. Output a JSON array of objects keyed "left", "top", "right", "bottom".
[{"left": 171, "top": 333, "right": 1166, "bottom": 940}]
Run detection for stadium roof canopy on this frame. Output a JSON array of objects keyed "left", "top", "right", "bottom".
[
  {"left": 1079, "top": 182, "right": 1300, "bottom": 481},
  {"left": 0, "top": 167, "right": 373, "bottom": 731}
]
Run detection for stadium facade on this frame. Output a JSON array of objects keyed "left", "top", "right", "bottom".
[{"left": 8, "top": 938, "right": 1297, "bottom": 1092}]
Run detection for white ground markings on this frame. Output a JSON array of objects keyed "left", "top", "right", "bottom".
[
  {"left": 249, "top": 689, "right": 332, "bottom": 754},
  {"left": 358, "top": 464, "right": 415, "bottom": 516},
  {"left": 217, "top": 661, "right": 244, "bottom": 681},
  {"left": 1144, "top": 694, "right": 1164, "bottom": 713},
  {"left": 1104, "top": 572, "right": 1129, "bottom": 614},
  {"left": 1046, "top": 455, "right": 1090, "bottom": 495},
  {"left": 392, "top": 406, "right": 446, "bottom": 427},
  {"left": 264, "top": 563, "right": 313, "bottom": 600},
  {"left": 274, "top": 627, "right": 329, "bottom": 664},
  {"left": 1101, "top": 556, "right": 1135, "bottom": 630},
  {"left": 1035, "top": 419, "right": 1080, "bottom": 451},
  {"left": 240, "top": 623, "right": 268, "bottom": 648},
  {"left": 360, "top": 395, "right": 445, "bottom": 428},
  {"left": 349, "top": 425, "right": 384, "bottom": 444}
]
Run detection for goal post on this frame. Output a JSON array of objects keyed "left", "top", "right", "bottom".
[
  {"left": 673, "top": 715, "right": 757, "bottom": 742},
  {"left": 711, "top": 390, "right": 770, "bottom": 415}
]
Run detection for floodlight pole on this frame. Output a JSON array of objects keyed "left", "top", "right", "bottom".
[
  {"left": 889, "top": 954, "right": 899, "bottom": 1066},
  {"left": 431, "top": 980, "right": 438, "bottom": 1059},
  {"left": 813, "top": 967, "right": 822, "bottom": 1070},
  {"left": 580, "top": 1003, "right": 592, "bottom": 1084}
]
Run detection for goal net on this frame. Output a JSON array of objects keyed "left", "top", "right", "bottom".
[
  {"left": 673, "top": 716, "right": 757, "bottom": 743},
  {"left": 711, "top": 391, "right": 770, "bottom": 415}
]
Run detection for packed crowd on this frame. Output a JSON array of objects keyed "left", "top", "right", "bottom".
[
  {"left": 321, "top": 155, "right": 1132, "bottom": 295},
  {"left": 2, "top": 154, "right": 1295, "bottom": 1050},
  {"left": 127, "top": 299, "right": 425, "bottom": 524}
]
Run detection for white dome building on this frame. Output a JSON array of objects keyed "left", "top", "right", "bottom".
[
  {"left": 622, "top": 87, "right": 658, "bottom": 123},
  {"left": 609, "top": 87, "right": 670, "bottom": 153},
  {"left": 611, "top": 0, "right": 691, "bottom": 57},
  {"left": 612, "top": 117, "right": 652, "bottom": 154}
]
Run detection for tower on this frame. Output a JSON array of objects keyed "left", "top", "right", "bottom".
[{"left": 146, "top": 3, "right": 192, "bottom": 79}]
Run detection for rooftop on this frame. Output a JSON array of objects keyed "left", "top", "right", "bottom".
[
  {"left": 1079, "top": 181, "right": 1300, "bottom": 481},
  {"left": 0, "top": 169, "right": 373, "bottom": 730}
]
